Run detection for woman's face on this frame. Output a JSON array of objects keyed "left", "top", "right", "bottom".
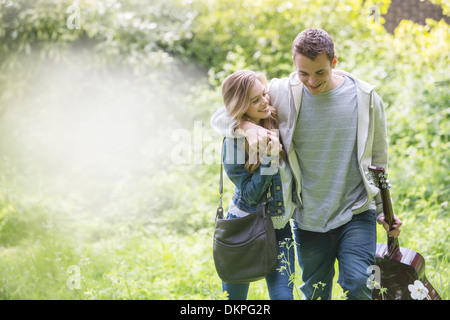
[{"left": 245, "top": 79, "right": 271, "bottom": 123}]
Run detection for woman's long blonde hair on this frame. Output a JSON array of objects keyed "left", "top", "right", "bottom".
[{"left": 221, "top": 70, "right": 285, "bottom": 173}]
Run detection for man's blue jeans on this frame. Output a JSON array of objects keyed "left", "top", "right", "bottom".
[
  {"left": 292, "top": 209, "right": 377, "bottom": 300},
  {"left": 222, "top": 218, "right": 295, "bottom": 300}
]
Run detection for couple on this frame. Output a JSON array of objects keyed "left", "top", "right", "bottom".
[{"left": 211, "top": 28, "right": 403, "bottom": 300}]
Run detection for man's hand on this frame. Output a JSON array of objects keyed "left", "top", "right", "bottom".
[{"left": 377, "top": 214, "right": 403, "bottom": 238}]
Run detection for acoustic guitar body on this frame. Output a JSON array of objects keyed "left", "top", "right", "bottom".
[
  {"left": 368, "top": 166, "right": 441, "bottom": 300},
  {"left": 372, "top": 243, "right": 441, "bottom": 300}
]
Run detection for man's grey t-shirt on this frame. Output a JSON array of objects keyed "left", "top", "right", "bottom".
[{"left": 292, "top": 76, "right": 374, "bottom": 232}]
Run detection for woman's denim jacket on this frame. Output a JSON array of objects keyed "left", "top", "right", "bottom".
[{"left": 223, "top": 137, "right": 293, "bottom": 217}]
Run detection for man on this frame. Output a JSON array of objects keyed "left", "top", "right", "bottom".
[{"left": 211, "top": 28, "right": 402, "bottom": 300}]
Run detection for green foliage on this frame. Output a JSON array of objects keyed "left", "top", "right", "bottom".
[
  {"left": 0, "top": 0, "right": 448, "bottom": 300},
  {"left": 185, "top": 0, "right": 394, "bottom": 84}
]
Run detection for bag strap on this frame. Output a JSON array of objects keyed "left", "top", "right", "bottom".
[
  {"left": 217, "top": 138, "right": 225, "bottom": 219},
  {"left": 217, "top": 137, "right": 272, "bottom": 220}
]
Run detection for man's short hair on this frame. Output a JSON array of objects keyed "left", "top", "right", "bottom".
[{"left": 292, "top": 28, "right": 335, "bottom": 63}]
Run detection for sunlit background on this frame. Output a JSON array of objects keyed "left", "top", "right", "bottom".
[
  {"left": 0, "top": 0, "right": 448, "bottom": 300},
  {"left": 2, "top": 50, "right": 198, "bottom": 204}
]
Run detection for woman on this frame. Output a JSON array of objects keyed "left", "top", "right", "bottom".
[{"left": 220, "top": 70, "right": 297, "bottom": 300}]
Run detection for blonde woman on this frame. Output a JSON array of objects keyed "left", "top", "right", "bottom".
[{"left": 219, "top": 70, "right": 297, "bottom": 300}]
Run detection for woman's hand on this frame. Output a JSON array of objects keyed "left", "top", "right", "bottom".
[
  {"left": 236, "top": 121, "right": 281, "bottom": 155},
  {"left": 266, "top": 134, "right": 282, "bottom": 156}
]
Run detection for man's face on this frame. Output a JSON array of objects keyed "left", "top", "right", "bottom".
[{"left": 293, "top": 52, "right": 337, "bottom": 95}]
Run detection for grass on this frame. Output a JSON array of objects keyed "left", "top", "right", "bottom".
[
  {"left": 0, "top": 182, "right": 448, "bottom": 300},
  {"left": 0, "top": 222, "right": 223, "bottom": 300},
  {"left": 2, "top": 216, "right": 446, "bottom": 300}
]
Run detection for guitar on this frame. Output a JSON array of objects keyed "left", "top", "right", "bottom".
[{"left": 368, "top": 166, "right": 441, "bottom": 300}]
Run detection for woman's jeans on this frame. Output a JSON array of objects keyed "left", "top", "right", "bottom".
[
  {"left": 292, "top": 209, "right": 377, "bottom": 300},
  {"left": 222, "top": 216, "right": 295, "bottom": 300}
]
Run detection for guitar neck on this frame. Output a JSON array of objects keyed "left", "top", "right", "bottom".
[
  {"left": 379, "top": 184, "right": 399, "bottom": 254},
  {"left": 369, "top": 166, "right": 399, "bottom": 254},
  {"left": 380, "top": 187, "right": 394, "bottom": 227}
]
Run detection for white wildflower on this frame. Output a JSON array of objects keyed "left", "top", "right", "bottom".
[{"left": 408, "top": 280, "right": 429, "bottom": 300}]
